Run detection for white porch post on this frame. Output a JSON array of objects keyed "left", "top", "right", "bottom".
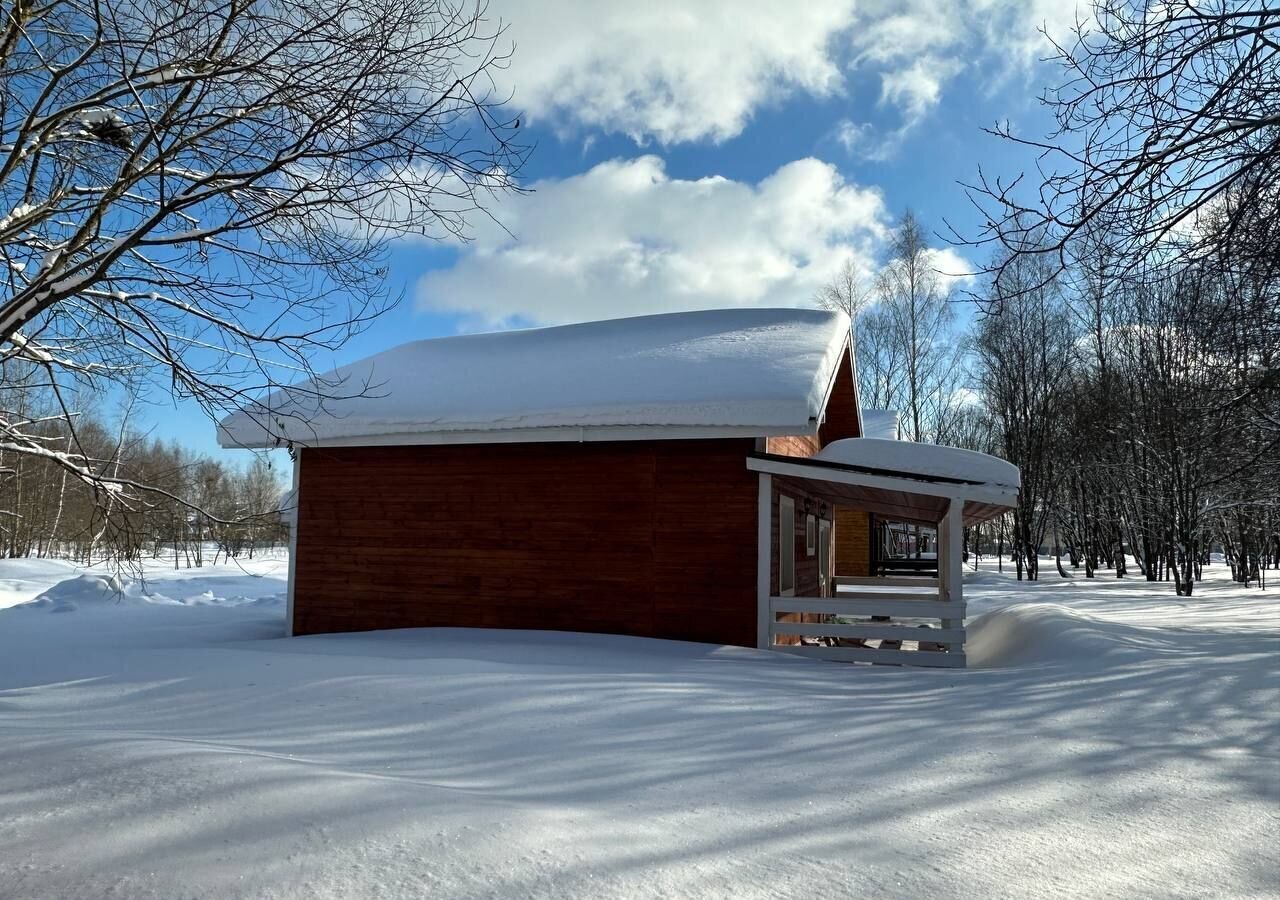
[
  {"left": 757, "top": 472, "right": 772, "bottom": 649},
  {"left": 940, "top": 497, "right": 964, "bottom": 630},
  {"left": 284, "top": 450, "right": 301, "bottom": 638}
]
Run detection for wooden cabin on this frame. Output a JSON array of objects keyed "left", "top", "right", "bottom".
[{"left": 220, "top": 308, "right": 1018, "bottom": 667}]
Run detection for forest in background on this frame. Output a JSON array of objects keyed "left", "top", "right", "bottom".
[
  {"left": 0, "top": 377, "right": 286, "bottom": 565},
  {"left": 817, "top": 2, "right": 1278, "bottom": 595},
  {"left": 822, "top": 207, "right": 1276, "bottom": 593}
]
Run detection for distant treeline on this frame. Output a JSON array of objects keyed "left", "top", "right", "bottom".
[
  {"left": 968, "top": 206, "right": 1280, "bottom": 592},
  {"left": 824, "top": 211, "right": 1277, "bottom": 595},
  {"left": 0, "top": 382, "right": 287, "bottom": 566}
]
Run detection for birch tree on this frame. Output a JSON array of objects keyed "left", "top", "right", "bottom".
[{"left": 876, "top": 212, "right": 965, "bottom": 442}]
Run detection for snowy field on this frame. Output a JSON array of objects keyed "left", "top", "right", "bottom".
[{"left": 0, "top": 555, "right": 1276, "bottom": 899}]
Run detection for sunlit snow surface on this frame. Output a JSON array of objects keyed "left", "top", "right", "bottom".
[{"left": 0, "top": 554, "right": 1276, "bottom": 899}]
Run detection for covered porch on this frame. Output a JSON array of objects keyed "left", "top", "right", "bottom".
[{"left": 748, "top": 443, "right": 1019, "bottom": 669}]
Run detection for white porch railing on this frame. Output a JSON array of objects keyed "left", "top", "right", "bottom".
[
  {"left": 756, "top": 472, "right": 968, "bottom": 668},
  {"left": 765, "top": 590, "right": 966, "bottom": 668},
  {"left": 833, "top": 574, "right": 939, "bottom": 589}
]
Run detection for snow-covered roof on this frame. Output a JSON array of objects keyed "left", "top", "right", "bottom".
[
  {"left": 861, "top": 409, "right": 900, "bottom": 440},
  {"left": 815, "top": 438, "right": 1020, "bottom": 490},
  {"left": 218, "top": 308, "right": 854, "bottom": 449}
]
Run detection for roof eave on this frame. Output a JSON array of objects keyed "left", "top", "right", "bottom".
[
  {"left": 746, "top": 451, "right": 1019, "bottom": 508},
  {"left": 219, "top": 421, "right": 823, "bottom": 451}
]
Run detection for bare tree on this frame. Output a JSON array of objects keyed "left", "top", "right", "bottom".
[
  {"left": 960, "top": 0, "right": 1280, "bottom": 292},
  {"left": 953, "top": 0, "right": 1279, "bottom": 595},
  {"left": 815, "top": 214, "right": 969, "bottom": 440},
  {"left": 0, "top": 0, "right": 526, "bottom": 540},
  {"left": 815, "top": 256, "right": 903, "bottom": 410},
  {"left": 876, "top": 211, "right": 965, "bottom": 442},
  {"left": 0, "top": 382, "right": 289, "bottom": 564},
  {"left": 853, "top": 305, "right": 908, "bottom": 413},
  {"left": 816, "top": 257, "right": 872, "bottom": 321},
  {"left": 973, "top": 250, "right": 1077, "bottom": 580}
]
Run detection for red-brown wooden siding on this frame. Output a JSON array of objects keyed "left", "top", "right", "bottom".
[
  {"left": 818, "top": 349, "right": 861, "bottom": 447},
  {"left": 290, "top": 341, "right": 872, "bottom": 646},
  {"left": 764, "top": 349, "right": 860, "bottom": 459},
  {"left": 292, "top": 440, "right": 760, "bottom": 646},
  {"left": 765, "top": 434, "right": 820, "bottom": 457}
]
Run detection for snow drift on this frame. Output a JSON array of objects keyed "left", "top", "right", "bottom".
[
  {"left": 967, "top": 603, "right": 1173, "bottom": 667},
  {"left": 19, "top": 573, "right": 139, "bottom": 612},
  {"left": 16, "top": 570, "right": 284, "bottom": 613},
  {"left": 0, "top": 555, "right": 1275, "bottom": 900}
]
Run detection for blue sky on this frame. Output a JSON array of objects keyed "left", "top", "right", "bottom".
[{"left": 145, "top": 0, "right": 1073, "bottom": 462}]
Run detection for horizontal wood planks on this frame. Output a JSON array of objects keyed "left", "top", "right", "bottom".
[
  {"left": 817, "top": 350, "right": 861, "bottom": 446},
  {"left": 771, "top": 622, "right": 966, "bottom": 643},
  {"left": 765, "top": 434, "right": 820, "bottom": 458},
  {"left": 777, "top": 644, "right": 967, "bottom": 668},
  {"left": 833, "top": 507, "right": 871, "bottom": 576},
  {"left": 770, "top": 596, "right": 966, "bottom": 619},
  {"left": 834, "top": 575, "right": 940, "bottom": 588},
  {"left": 292, "top": 439, "right": 760, "bottom": 646}
]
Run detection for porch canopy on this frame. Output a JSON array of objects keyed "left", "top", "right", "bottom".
[{"left": 748, "top": 438, "right": 1019, "bottom": 668}]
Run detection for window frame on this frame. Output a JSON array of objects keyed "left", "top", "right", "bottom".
[
  {"left": 779, "top": 495, "right": 796, "bottom": 597},
  {"left": 818, "top": 517, "right": 832, "bottom": 597}
]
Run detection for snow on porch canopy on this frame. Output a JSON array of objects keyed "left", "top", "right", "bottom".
[
  {"left": 815, "top": 438, "right": 1021, "bottom": 492},
  {"left": 217, "top": 308, "right": 855, "bottom": 449},
  {"left": 750, "top": 438, "right": 1019, "bottom": 527}
]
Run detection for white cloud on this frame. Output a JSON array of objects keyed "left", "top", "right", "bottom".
[
  {"left": 832, "top": 119, "right": 902, "bottom": 163},
  {"left": 493, "top": 1, "right": 856, "bottom": 145},
  {"left": 416, "top": 156, "right": 889, "bottom": 327},
  {"left": 487, "top": 0, "right": 1088, "bottom": 147},
  {"left": 975, "top": 0, "right": 1087, "bottom": 64},
  {"left": 835, "top": 0, "right": 1078, "bottom": 150},
  {"left": 926, "top": 247, "right": 977, "bottom": 283},
  {"left": 879, "top": 57, "right": 963, "bottom": 125}
]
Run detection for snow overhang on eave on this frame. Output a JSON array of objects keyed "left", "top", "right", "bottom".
[
  {"left": 216, "top": 308, "right": 855, "bottom": 451},
  {"left": 217, "top": 421, "right": 823, "bottom": 451}
]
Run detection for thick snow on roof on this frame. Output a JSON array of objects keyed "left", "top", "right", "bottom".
[
  {"left": 816, "top": 438, "right": 1021, "bottom": 490},
  {"left": 219, "top": 308, "right": 853, "bottom": 448},
  {"left": 861, "top": 409, "right": 900, "bottom": 440}
]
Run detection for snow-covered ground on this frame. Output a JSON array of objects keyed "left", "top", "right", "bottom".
[
  {"left": 0, "top": 552, "right": 289, "bottom": 612},
  {"left": 0, "top": 556, "right": 1276, "bottom": 899}
]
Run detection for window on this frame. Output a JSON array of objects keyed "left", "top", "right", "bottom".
[
  {"left": 805, "top": 514, "right": 816, "bottom": 556},
  {"left": 779, "top": 495, "right": 795, "bottom": 596}
]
